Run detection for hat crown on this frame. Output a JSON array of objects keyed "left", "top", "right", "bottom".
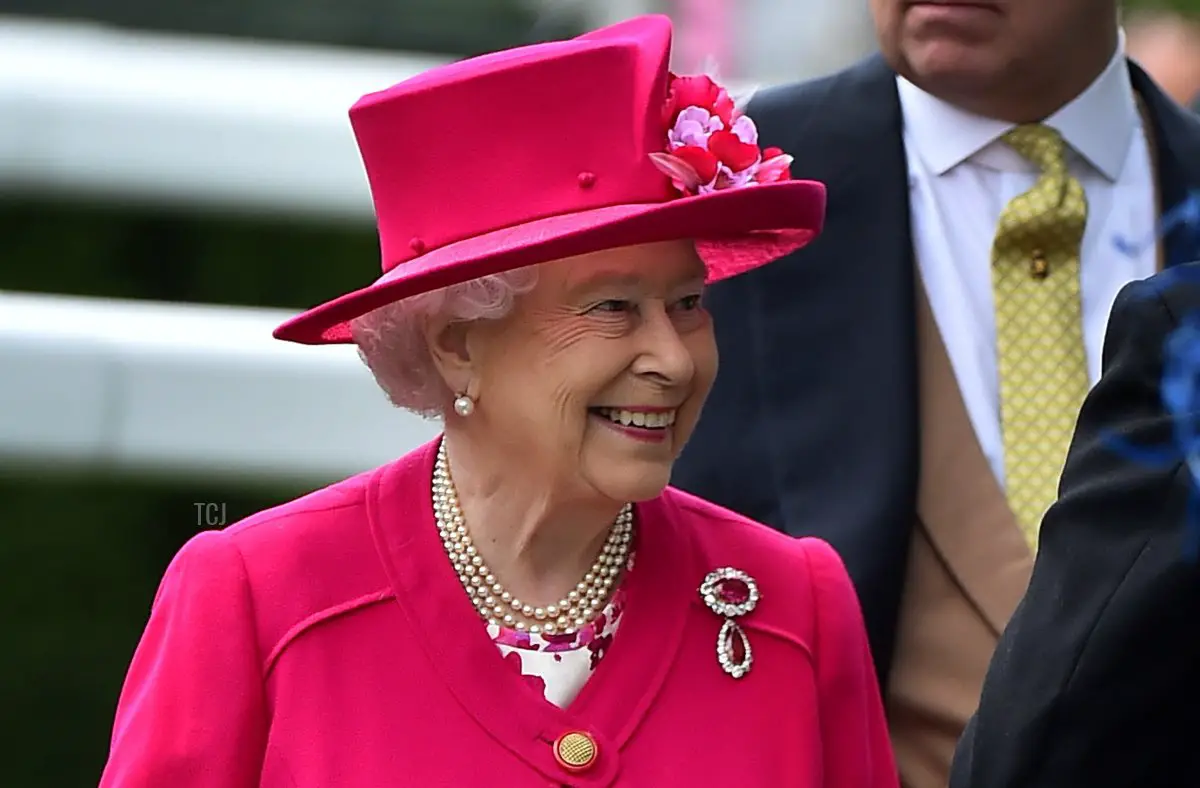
[{"left": 349, "top": 16, "right": 675, "bottom": 273}]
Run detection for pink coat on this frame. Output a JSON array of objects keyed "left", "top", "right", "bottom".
[{"left": 99, "top": 439, "right": 898, "bottom": 787}]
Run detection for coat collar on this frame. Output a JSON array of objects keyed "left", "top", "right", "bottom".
[{"left": 367, "top": 439, "right": 697, "bottom": 786}]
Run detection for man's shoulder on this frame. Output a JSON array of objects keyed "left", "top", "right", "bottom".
[
  {"left": 747, "top": 74, "right": 839, "bottom": 116},
  {"left": 745, "top": 54, "right": 894, "bottom": 123},
  {"left": 1133, "top": 262, "right": 1200, "bottom": 308},
  {"left": 1102, "top": 263, "right": 1200, "bottom": 351}
]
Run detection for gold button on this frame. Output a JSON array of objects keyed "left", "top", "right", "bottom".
[{"left": 553, "top": 730, "right": 598, "bottom": 772}]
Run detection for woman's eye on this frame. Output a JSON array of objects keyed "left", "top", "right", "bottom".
[
  {"left": 675, "top": 294, "right": 703, "bottom": 311},
  {"left": 590, "top": 299, "right": 634, "bottom": 314}
]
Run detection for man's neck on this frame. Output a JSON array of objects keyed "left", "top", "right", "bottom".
[{"left": 951, "top": 30, "right": 1121, "bottom": 124}]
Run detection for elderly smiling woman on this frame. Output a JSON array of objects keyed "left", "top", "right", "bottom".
[{"left": 99, "top": 15, "right": 898, "bottom": 788}]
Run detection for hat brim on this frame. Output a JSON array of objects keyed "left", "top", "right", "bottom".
[{"left": 273, "top": 178, "right": 825, "bottom": 345}]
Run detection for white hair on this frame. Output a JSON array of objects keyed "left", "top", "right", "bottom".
[{"left": 350, "top": 268, "right": 539, "bottom": 418}]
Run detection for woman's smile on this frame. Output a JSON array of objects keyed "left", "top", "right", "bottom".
[{"left": 589, "top": 406, "right": 679, "bottom": 443}]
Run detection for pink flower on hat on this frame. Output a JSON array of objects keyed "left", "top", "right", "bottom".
[
  {"left": 668, "top": 106, "right": 725, "bottom": 149},
  {"left": 651, "top": 73, "right": 794, "bottom": 196},
  {"left": 662, "top": 74, "right": 737, "bottom": 128}
]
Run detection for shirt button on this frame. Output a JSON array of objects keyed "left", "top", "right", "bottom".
[{"left": 553, "top": 730, "right": 598, "bottom": 773}]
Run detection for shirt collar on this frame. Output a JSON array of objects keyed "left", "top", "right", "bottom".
[{"left": 896, "top": 29, "right": 1136, "bottom": 181}]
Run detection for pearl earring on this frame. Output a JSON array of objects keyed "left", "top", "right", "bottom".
[{"left": 453, "top": 394, "right": 475, "bottom": 417}]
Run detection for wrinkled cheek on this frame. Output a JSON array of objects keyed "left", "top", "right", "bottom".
[{"left": 547, "top": 382, "right": 592, "bottom": 455}]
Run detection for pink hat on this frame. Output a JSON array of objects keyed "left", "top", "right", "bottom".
[{"left": 273, "top": 14, "right": 825, "bottom": 345}]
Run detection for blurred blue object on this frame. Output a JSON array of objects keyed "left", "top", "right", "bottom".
[
  {"left": 1113, "top": 190, "right": 1200, "bottom": 258},
  {"left": 1104, "top": 296, "right": 1200, "bottom": 558}
]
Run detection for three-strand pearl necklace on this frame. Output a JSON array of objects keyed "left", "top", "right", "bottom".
[{"left": 432, "top": 440, "right": 634, "bottom": 635}]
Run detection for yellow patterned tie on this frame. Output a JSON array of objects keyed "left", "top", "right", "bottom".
[{"left": 991, "top": 124, "right": 1089, "bottom": 550}]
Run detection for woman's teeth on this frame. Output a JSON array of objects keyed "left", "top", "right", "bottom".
[{"left": 594, "top": 408, "right": 677, "bottom": 429}]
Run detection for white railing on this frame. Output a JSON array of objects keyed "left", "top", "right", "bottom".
[
  {"left": 0, "top": 15, "right": 775, "bottom": 486},
  {"left": 0, "top": 20, "right": 450, "bottom": 483},
  {"left": 0, "top": 14, "right": 768, "bottom": 221},
  {"left": 0, "top": 290, "right": 440, "bottom": 483},
  {"left": 0, "top": 16, "right": 449, "bottom": 220}
]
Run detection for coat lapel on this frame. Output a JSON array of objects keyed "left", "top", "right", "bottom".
[{"left": 563, "top": 494, "right": 695, "bottom": 745}]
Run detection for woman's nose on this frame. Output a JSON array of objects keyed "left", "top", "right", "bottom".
[{"left": 631, "top": 305, "right": 696, "bottom": 386}]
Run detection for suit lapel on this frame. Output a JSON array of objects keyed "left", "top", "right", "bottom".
[{"left": 744, "top": 55, "right": 919, "bottom": 681}]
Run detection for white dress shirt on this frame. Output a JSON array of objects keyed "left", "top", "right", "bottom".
[{"left": 898, "top": 32, "right": 1158, "bottom": 487}]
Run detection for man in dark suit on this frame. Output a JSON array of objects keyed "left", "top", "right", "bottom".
[
  {"left": 671, "top": 1, "right": 1200, "bottom": 785},
  {"left": 950, "top": 266, "right": 1200, "bottom": 786}
]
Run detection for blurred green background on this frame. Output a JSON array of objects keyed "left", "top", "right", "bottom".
[
  {"left": 1141, "top": 0, "right": 1200, "bottom": 13},
  {"left": 0, "top": 201, "right": 377, "bottom": 784},
  {"left": 1, "top": 0, "right": 1193, "bottom": 784}
]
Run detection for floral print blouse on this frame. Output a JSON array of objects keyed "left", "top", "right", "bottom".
[{"left": 486, "top": 577, "right": 630, "bottom": 708}]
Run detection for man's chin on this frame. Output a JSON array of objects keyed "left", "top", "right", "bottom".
[{"left": 901, "top": 46, "right": 1008, "bottom": 102}]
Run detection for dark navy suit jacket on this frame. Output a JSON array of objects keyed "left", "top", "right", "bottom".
[
  {"left": 950, "top": 266, "right": 1200, "bottom": 786},
  {"left": 671, "top": 54, "right": 1200, "bottom": 689}
]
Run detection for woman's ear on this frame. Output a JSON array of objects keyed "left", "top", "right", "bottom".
[{"left": 424, "top": 316, "right": 479, "bottom": 400}]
